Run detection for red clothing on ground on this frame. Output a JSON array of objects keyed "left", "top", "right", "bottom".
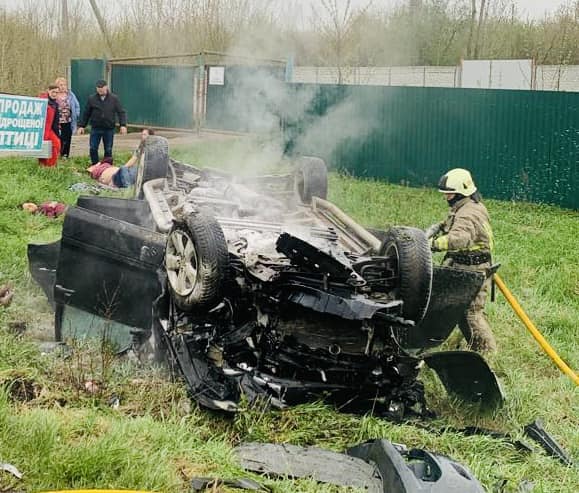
[
  {"left": 87, "top": 157, "right": 114, "bottom": 180},
  {"left": 38, "top": 202, "right": 67, "bottom": 217},
  {"left": 38, "top": 92, "right": 61, "bottom": 167}
]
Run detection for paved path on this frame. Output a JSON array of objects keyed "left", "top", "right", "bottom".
[
  {"left": 0, "top": 129, "right": 237, "bottom": 160},
  {"left": 69, "top": 129, "right": 235, "bottom": 160}
]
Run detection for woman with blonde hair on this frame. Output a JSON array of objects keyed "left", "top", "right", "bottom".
[{"left": 55, "top": 76, "right": 80, "bottom": 159}]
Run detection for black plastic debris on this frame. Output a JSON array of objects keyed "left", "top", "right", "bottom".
[
  {"left": 524, "top": 419, "right": 574, "bottom": 466},
  {"left": 423, "top": 351, "right": 504, "bottom": 407}
]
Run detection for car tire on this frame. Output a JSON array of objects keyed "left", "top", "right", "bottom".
[
  {"left": 379, "top": 227, "right": 433, "bottom": 323},
  {"left": 134, "top": 136, "right": 169, "bottom": 199},
  {"left": 295, "top": 156, "right": 328, "bottom": 204},
  {"left": 165, "top": 212, "right": 229, "bottom": 312}
]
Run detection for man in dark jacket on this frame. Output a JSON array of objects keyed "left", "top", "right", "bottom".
[{"left": 77, "top": 79, "right": 127, "bottom": 164}]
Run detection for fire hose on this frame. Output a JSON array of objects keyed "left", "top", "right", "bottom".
[{"left": 493, "top": 273, "right": 579, "bottom": 386}]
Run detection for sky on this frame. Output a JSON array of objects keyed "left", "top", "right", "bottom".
[
  {"left": 505, "top": 0, "right": 572, "bottom": 18},
  {"left": 0, "top": 0, "right": 572, "bottom": 21}
]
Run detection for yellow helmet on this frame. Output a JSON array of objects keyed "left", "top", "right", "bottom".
[{"left": 438, "top": 168, "right": 477, "bottom": 196}]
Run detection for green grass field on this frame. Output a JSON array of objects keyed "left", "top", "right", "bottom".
[{"left": 0, "top": 139, "right": 577, "bottom": 492}]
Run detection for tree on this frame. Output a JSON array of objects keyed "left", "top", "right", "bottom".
[{"left": 312, "top": 0, "right": 372, "bottom": 83}]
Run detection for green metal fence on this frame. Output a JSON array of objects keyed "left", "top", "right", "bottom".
[
  {"left": 205, "top": 65, "right": 286, "bottom": 132},
  {"left": 70, "top": 59, "right": 106, "bottom": 113},
  {"left": 111, "top": 64, "right": 196, "bottom": 129},
  {"left": 71, "top": 58, "right": 578, "bottom": 209},
  {"left": 284, "top": 84, "right": 579, "bottom": 210}
]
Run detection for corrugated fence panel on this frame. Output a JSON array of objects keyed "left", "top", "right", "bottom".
[
  {"left": 71, "top": 59, "right": 105, "bottom": 113},
  {"left": 284, "top": 85, "right": 579, "bottom": 209},
  {"left": 204, "top": 65, "right": 286, "bottom": 133},
  {"left": 111, "top": 64, "right": 195, "bottom": 129}
]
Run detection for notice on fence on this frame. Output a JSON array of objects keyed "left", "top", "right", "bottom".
[
  {"left": 0, "top": 94, "right": 47, "bottom": 152},
  {"left": 209, "top": 66, "right": 225, "bottom": 85}
]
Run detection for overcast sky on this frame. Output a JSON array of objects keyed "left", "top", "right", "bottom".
[{"left": 0, "top": 0, "right": 572, "bottom": 21}]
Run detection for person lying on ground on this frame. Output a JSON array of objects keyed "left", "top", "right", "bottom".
[
  {"left": 87, "top": 156, "right": 136, "bottom": 188},
  {"left": 87, "top": 128, "right": 154, "bottom": 188}
]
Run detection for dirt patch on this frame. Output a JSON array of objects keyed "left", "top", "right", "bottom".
[{"left": 1, "top": 370, "right": 41, "bottom": 402}]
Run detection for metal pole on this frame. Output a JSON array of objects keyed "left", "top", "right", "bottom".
[
  {"left": 88, "top": 0, "right": 115, "bottom": 58},
  {"left": 61, "top": 0, "right": 70, "bottom": 69},
  {"left": 62, "top": 0, "right": 69, "bottom": 33}
]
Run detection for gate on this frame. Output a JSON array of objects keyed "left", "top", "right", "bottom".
[
  {"left": 70, "top": 59, "right": 106, "bottom": 111},
  {"left": 111, "top": 64, "right": 196, "bottom": 130}
]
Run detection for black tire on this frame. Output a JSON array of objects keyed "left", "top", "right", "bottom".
[
  {"left": 294, "top": 156, "right": 328, "bottom": 204},
  {"left": 134, "top": 136, "right": 169, "bottom": 199},
  {"left": 379, "top": 227, "right": 433, "bottom": 323},
  {"left": 165, "top": 213, "right": 229, "bottom": 312}
]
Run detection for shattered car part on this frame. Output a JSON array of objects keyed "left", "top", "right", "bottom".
[
  {"left": 415, "top": 424, "right": 534, "bottom": 454},
  {"left": 0, "top": 462, "right": 23, "bottom": 479},
  {"left": 348, "top": 439, "right": 486, "bottom": 493},
  {"left": 235, "top": 439, "right": 486, "bottom": 492},
  {"left": 523, "top": 419, "right": 574, "bottom": 466},
  {"left": 235, "top": 442, "right": 382, "bottom": 491},
  {"left": 28, "top": 136, "right": 504, "bottom": 417},
  {"left": 423, "top": 351, "right": 504, "bottom": 408}
]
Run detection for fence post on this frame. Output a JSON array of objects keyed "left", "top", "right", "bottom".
[
  {"left": 196, "top": 53, "right": 205, "bottom": 133},
  {"left": 285, "top": 55, "right": 294, "bottom": 83}
]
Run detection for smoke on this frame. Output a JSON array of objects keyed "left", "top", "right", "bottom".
[
  {"left": 196, "top": 0, "right": 384, "bottom": 176},
  {"left": 289, "top": 87, "right": 382, "bottom": 167}
]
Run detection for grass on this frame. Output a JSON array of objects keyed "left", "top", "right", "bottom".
[{"left": 0, "top": 139, "right": 578, "bottom": 492}]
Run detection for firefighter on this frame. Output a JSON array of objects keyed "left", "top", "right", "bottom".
[{"left": 426, "top": 168, "right": 497, "bottom": 353}]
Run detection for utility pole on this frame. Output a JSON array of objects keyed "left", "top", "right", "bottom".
[
  {"left": 88, "top": 0, "right": 115, "bottom": 57},
  {"left": 61, "top": 0, "right": 70, "bottom": 73},
  {"left": 61, "top": 0, "right": 69, "bottom": 35}
]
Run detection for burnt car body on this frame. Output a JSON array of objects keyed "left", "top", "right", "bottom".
[{"left": 28, "top": 136, "right": 503, "bottom": 417}]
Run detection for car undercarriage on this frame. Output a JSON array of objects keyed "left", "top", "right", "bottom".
[{"left": 28, "top": 136, "right": 503, "bottom": 418}]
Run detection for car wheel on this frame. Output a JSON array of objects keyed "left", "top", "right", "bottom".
[
  {"left": 134, "top": 136, "right": 169, "bottom": 199},
  {"left": 165, "top": 213, "right": 229, "bottom": 312},
  {"left": 294, "top": 156, "right": 328, "bottom": 204},
  {"left": 379, "top": 227, "right": 433, "bottom": 323}
]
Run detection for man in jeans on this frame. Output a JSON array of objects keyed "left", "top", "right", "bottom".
[{"left": 77, "top": 79, "right": 127, "bottom": 164}]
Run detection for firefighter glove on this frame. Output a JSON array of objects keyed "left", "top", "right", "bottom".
[{"left": 429, "top": 235, "right": 449, "bottom": 252}]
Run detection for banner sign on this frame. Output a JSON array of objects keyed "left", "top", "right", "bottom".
[{"left": 0, "top": 94, "right": 47, "bottom": 151}]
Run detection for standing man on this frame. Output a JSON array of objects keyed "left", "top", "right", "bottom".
[
  {"left": 426, "top": 168, "right": 497, "bottom": 353},
  {"left": 77, "top": 79, "right": 127, "bottom": 164}
]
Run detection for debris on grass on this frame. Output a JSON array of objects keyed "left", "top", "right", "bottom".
[{"left": 0, "top": 284, "right": 14, "bottom": 308}]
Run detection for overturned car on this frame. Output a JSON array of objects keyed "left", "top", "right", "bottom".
[{"left": 29, "top": 136, "right": 503, "bottom": 418}]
